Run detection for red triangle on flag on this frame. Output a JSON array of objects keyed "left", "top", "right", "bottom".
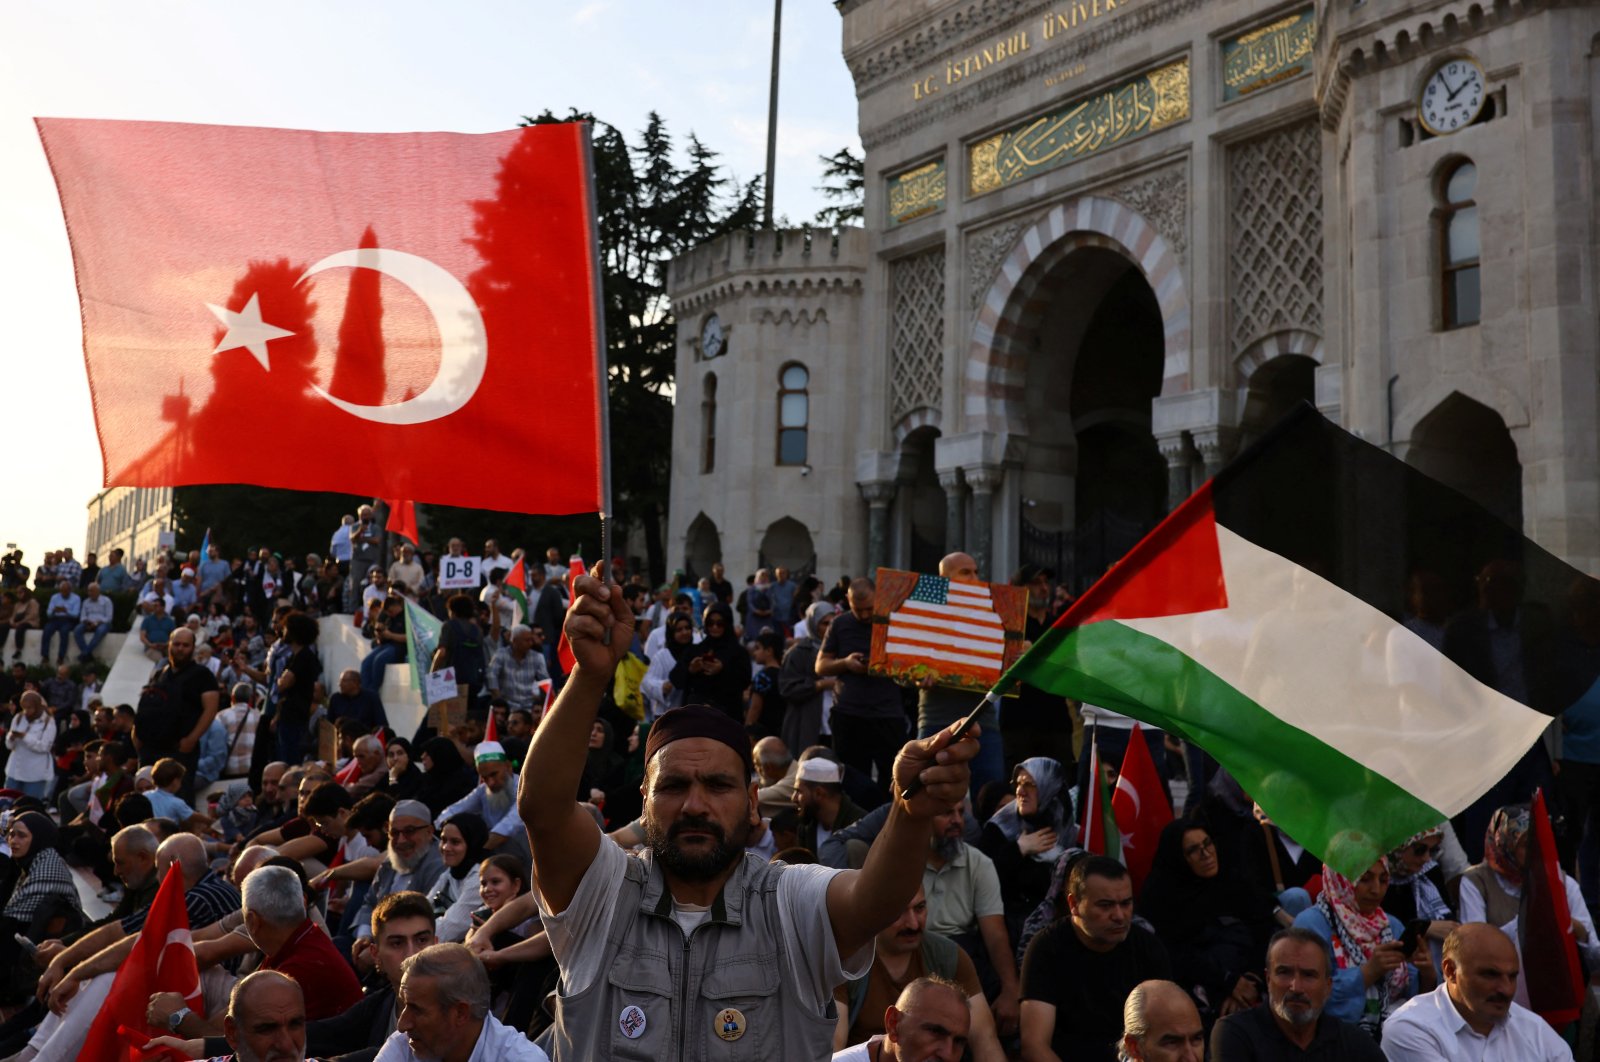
[
  {"left": 1112, "top": 723, "right": 1173, "bottom": 893},
  {"left": 80, "top": 864, "right": 203, "bottom": 1060}
]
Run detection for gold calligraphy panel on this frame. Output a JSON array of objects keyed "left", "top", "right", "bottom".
[
  {"left": 1220, "top": 7, "right": 1316, "bottom": 102},
  {"left": 967, "top": 57, "right": 1190, "bottom": 198},
  {"left": 888, "top": 160, "right": 946, "bottom": 225}
]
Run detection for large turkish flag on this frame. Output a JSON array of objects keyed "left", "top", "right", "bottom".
[{"left": 37, "top": 118, "right": 604, "bottom": 514}]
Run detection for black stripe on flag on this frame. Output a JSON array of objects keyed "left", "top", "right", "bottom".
[{"left": 1211, "top": 403, "right": 1595, "bottom": 718}]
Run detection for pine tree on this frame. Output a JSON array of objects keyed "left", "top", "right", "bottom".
[{"left": 813, "top": 146, "right": 864, "bottom": 226}]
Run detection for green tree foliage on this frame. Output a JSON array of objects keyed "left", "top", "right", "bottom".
[
  {"left": 525, "top": 109, "right": 761, "bottom": 585},
  {"left": 173, "top": 485, "right": 359, "bottom": 561},
  {"left": 813, "top": 146, "right": 864, "bottom": 226}
]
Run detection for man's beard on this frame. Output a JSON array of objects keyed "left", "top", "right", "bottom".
[
  {"left": 235, "top": 1043, "right": 305, "bottom": 1062},
  {"left": 1271, "top": 993, "right": 1322, "bottom": 1028},
  {"left": 485, "top": 784, "right": 514, "bottom": 821},
  {"left": 388, "top": 844, "right": 423, "bottom": 874},
  {"left": 931, "top": 834, "right": 963, "bottom": 863},
  {"left": 645, "top": 813, "right": 751, "bottom": 883}
]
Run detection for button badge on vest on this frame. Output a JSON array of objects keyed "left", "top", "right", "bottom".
[
  {"left": 714, "top": 1007, "right": 746, "bottom": 1042},
  {"left": 619, "top": 1004, "right": 647, "bottom": 1039}
]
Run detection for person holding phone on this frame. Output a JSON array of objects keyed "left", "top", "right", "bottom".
[{"left": 667, "top": 602, "right": 750, "bottom": 720}]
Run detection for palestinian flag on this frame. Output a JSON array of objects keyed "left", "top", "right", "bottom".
[
  {"left": 503, "top": 557, "right": 529, "bottom": 626},
  {"left": 999, "top": 405, "right": 1590, "bottom": 879},
  {"left": 1078, "top": 731, "right": 1119, "bottom": 860}
]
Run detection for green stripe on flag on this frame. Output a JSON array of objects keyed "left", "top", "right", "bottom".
[{"left": 1007, "top": 620, "right": 1445, "bottom": 880}]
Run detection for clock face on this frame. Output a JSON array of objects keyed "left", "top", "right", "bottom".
[
  {"left": 700, "top": 314, "right": 725, "bottom": 359},
  {"left": 1420, "top": 59, "right": 1486, "bottom": 136}
]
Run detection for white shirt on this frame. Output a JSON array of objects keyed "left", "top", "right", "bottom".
[
  {"left": 538, "top": 827, "right": 872, "bottom": 1009},
  {"left": 4, "top": 714, "right": 57, "bottom": 783},
  {"left": 1380, "top": 983, "right": 1571, "bottom": 1061},
  {"left": 833, "top": 1035, "right": 883, "bottom": 1061},
  {"left": 374, "top": 1013, "right": 549, "bottom": 1062}
]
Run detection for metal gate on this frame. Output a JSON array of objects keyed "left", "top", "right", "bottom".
[{"left": 1019, "top": 508, "right": 1153, "bottom": 595}]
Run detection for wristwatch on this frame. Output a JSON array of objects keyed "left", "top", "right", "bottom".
[{"left": 168, "top": 1006, "right": 191, "bottom": 1033}]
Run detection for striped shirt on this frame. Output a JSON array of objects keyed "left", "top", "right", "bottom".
[{"left": 121, "top": 870, "right": 240, "bottom": 935}]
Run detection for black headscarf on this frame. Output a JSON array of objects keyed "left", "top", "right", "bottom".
[
  {"left": 416, "top": 737, "right": 475, "bottom": 818},
  {"left": 378, "top": 737, "right": 424, "bottom": 803},
  {"left": 1137, "top": 818, "right": 1270, "bottom": 942},
  {"left": 442, "top": 813, "right": 490, "bottom": 882},
  {"left": 13, "top": 812, "right": 58, "bottom": 870},
  {"left": 668, "top": 602, "right": 752, "bottom": 719}
]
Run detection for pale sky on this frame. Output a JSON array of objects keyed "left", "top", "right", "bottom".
[{"left": 0, "top": 0, "right": 860, "bottom": 565}]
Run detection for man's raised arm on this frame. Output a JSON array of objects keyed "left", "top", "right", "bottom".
[{"left": 517, "top": 570, "right": 634, "bottom": 914}]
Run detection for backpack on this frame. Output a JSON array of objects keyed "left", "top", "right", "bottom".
[{"left": 134, "top": 665, "right": 182, "bottom": 750}]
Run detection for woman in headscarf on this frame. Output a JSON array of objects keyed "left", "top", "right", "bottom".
[
  {"left": 428, "top": 813, "right": 488, "bottom": 943},
  {"left": 375, "top": 737, "right": 423, "bottom": 804},
  {"left": 0, "top": 812, "right": 81, "bottom": 970},
  {"left": 640, "top": 612, "right": 696, "bottom": 720},
  {"left": 414, "top": 736, "right": 476, "bottom": 819},
  {"left": 1460, "top": 804, "right": 1600, "bottom": 995},
  {"left": 577, "top": 720, "right": 626, "bottom": 809},
  {"left": 1292, "top": 859, "right": 1428, "bottom": 1037},
  {"left": 668, "top": 602, "right": 751, "bottom": 720},
  {"left": 1382, "top": 824, "right": 1458, "bottom": 974},
  {"left": 1135, "top": 818, "right": 1278, "bottom": 1021},
  {"left": 778, "top": 602, "right": 836, "bottom": 752},
  {"left": 978, "top": 758, "right": 1075, "bottom": 937}
]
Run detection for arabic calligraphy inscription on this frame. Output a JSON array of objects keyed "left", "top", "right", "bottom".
[
  {"left": 888, "top": 161, "right": 947, "bottom": 226},
  {"left": 1220, "top": 7, "right": 1316, "bottom": 102}
]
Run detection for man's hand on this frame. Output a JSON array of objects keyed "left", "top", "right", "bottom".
[
  {"left": 564, "top": 572, "right": 635, "bottom": 677},
  {"left": 48, "top": 973, "right": 79, "bottom": 1014},
  {"left": 36, "top": 961, "right": 65, "bottom": 1003},
  {"left": 890, "top": 722, "right": 980, "bottom": 817},
  {"left": 177, "top": 735, "right": 197, "bottom": 754},
  {"left": 146, "top": 991, "right": 186, "bottom": 1028},
  {"left": 1360, "top": 941, "right": 1407, "bottom": 986},
  {"left": 992, "top": 986, "right": 1021, "bottom": 1036},
  {"left": 140, "top": 1035, "right": 203, "bottom": 1059},
  {"left": 33, "top": 939, "right": 63, "bottom": 967},
  {"left": 845, "top": 652, "right": 868, "bottom": 674}
]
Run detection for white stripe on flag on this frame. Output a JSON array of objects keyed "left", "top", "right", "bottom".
[
  {"left": 885, "top": 642, "right": 1003, "bottom": 669},
  {"left": 944, "top": 582, "right": 993, "bottom": 601},
  {"left": 1121, "top": 525, "right": 1554, "bottom": 817},
  {"left": 894, "top": 601, "right": 1004, "bottom": 625},
  {"left": 884, "top": 625, "right": 1005, "bottom": 657},
  {"left": 886, "top": 612, "right": 1010, "bottom": 642}
]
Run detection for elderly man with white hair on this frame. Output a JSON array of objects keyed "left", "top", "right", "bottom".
[
  {"left": 376, "top": 942, "right": 548, "bottom": 1061},
  {"left": 347, "top": 734, "right": 387, "bottom": 797},
  {"left": 14, "top": 834, "right": 239, "bottom": 1062},
  {"left": 487, "top": 624, "right": 551, "bottom": 714}
]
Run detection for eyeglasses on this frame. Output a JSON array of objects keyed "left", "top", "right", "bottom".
[
  {"left": 1182, "top": 837, "right": 1216, "bottom": 859},
  {"left": 1409, "top": 841, "right": 1443, "bottom": 858},
  {"left": 390, "top": 824, "right": 431, "bottom": 840}
]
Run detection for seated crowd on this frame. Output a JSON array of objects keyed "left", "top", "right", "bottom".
[{"left": 0, "top": 536, "right": 1586, "bottom": 1061}]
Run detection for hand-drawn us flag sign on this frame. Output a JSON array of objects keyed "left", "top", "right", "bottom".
[
  {"left": 997, "top": 404, "right": 1599, "bottom": 880},
  {"left": 870, "top": 569, "right": 1027, "bottom": 693}
]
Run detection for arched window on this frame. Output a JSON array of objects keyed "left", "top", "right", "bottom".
[
  {"left": 1441, "top": 160, "right": 1479, "bottom": 329},
  {"left": 777, "top": 363, "right": 809, "bottom": 465},
  {"left": 701, "top": 373, "right": 717, "bottom": 474}
]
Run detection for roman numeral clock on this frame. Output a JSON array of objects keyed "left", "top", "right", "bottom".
[{"left": 1419, "top": 57, "right": 1486, "bottom": 136}]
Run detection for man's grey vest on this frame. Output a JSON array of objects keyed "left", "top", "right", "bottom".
[{"left": 544, "top": 850, "right": 840, "bottom": 1061}]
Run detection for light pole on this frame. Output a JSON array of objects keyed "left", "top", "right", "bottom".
[{"left": 762, "top": 0, "right": 782, "bottom": 228}]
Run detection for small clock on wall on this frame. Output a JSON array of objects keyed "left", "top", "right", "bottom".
[
  {"left": 700, "top": 313, "right": 725, "bottom": 360},
  {"left": 1419, "top": 57, "right": 1487, "bottom": 136}
]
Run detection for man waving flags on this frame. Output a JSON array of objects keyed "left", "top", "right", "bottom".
[{"left": 36, "top": 118, "right": 605, "bottom": 516}]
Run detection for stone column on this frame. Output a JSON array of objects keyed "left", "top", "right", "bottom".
[
  {"left": 963, "top": 466, "right": 1004, "bottom": 580},
  {"left": 859, "top": 480, "right": 898, "bottom": 574},
  {"left": 1195, "top": 427, "right": 1242, "bottom": 481},
  {"left": 1157, "top": 434, "right": 1193, "bottom": 512},
  {"left": 937, "top": 469, "right": 966, "bottom": 553}
]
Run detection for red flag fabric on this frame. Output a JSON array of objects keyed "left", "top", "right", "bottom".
[
  {"left": 386, "top": 497, "right": 419, "bottom": 545},
  {"left": 1078, "top": 734, "right": 1119, "bottom": 860},
  {"left": 1523, "top": 789, "right": 1584, "bottom": 1027},
  {"left": 80, "top": 864, "right": 203, "bottom": 1061},
  {"left": 485, "top": 710, "right": 499, "bottom": 745},
  {"left": 1111, "top": 723, "right": 1172, "bottom": 892},
  {"left": 555, "top": 555, "right": 586, "bottom": 677},
  {"left": 37, "top": 118, "right": 604, "bottom": 515}
]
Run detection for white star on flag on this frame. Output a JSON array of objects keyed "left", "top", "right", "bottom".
[{"left": 206, "top": 292, "right": 294, "bottom": 370}]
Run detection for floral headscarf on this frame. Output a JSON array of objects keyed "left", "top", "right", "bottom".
[
  {"left": 1483, "top": 804, "right": 1530, "bottom": 888},
  {"left": 1314, "top": 863, "right": 1409, "bottom": 1003}
]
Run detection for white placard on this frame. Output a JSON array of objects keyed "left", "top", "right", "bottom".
[
  {"left": 438, "top": 555, "right": 481, "bottom": 590},
  {"left": 425, "top": 666, "right": 459, "bottom": 705},
  {"left": 157, "top": 530, "right": 176, "bottom": 549}
]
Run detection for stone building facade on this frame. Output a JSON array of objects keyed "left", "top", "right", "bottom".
[
  {"left": 668, "top": 0, "right": 1600, "bottom": 590},
  {"left": 85, "top": 486, "right": 175, "bottom": 569}
]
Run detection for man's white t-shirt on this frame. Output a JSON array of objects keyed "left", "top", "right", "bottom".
[{"left": 538, "top": 833, "right": 873, "bottom": 1011}]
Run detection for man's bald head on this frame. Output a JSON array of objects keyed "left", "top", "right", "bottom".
[
  {"left": 157, "top": 833, "right": 209, "bottom": 885},
  {"left": 884, "top": 977, "right": 969, "bottom": 1062},
  {"left": 1442, "top": 923, "right": 1520, "bottom": 1035},
  {"left": 1121, "top": 980, "right": 1204, "bottom": 1062},
  {"left": 938, "top": 553, "right": 979, "bottom": 582}
]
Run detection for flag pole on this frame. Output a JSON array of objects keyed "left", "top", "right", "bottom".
[{"left": 581, "top": 123, "right": 616, "bottom": 641}]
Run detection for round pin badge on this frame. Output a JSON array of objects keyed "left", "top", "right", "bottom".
[
  {"left": 619, "top": 1004, "right": 647, "bottom": 1039},
  {"left": 714, "top": 1007, "right": 746, "bottom": 1042}
]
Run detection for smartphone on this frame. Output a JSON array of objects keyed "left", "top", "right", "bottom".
[
  {"left": 1399, "top": 918, "right": 1431, "bottom": 954},
  {"left": 13, "top": 933, "right": 35, "bottom": 957}
]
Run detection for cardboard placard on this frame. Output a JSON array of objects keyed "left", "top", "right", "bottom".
[
  {"left": 866, "top": 566, "right": 1029, "bottom": 693},
  {"left": 425, "top": 667, "right": 459, "bottom": 705},
  {"left": 316, "top": 718, "right": 338, "bottom": 767}
]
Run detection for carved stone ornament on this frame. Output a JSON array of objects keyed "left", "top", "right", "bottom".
[
  {"left": 1109, "top": 168, "right": 1188, "bottom": 265},
  {"left": 967, "top": 216, "right": 1035, "bottom": 315}
]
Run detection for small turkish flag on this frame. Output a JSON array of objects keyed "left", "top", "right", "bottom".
[
  {"left": 36, "top": 118, "right": 604, "bottom": 515},
  {"left": 1112, "top": 723, "right": 1173, "bottom": 892},
  {"left": 80, "top": 863, "right": 204, "bottom": 1061}
]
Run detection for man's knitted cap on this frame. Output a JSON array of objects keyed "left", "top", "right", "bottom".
[{"left": 644, "top": 704, "right": 751, "bottom": 768}]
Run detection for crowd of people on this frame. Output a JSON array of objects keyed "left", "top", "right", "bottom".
[{"left": 0, "top": 524, "right": 1589, "bottom": 1060}]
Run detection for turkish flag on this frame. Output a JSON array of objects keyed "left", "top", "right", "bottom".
[
  {"left": 80, "top": 864, "right": 204, "bottom": 1061},
  {"left": 1523, "top": 788, "right": 1584, "bottom": 1027},
  {"left": 1112, "top": 723, "right": 1172, "bottom": 892},
  {"left": 36, "top": 118, "right": 604, "bottom": 515},
  {"left": 385, "top": 497, "right": 419, "bottom": 545}
]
